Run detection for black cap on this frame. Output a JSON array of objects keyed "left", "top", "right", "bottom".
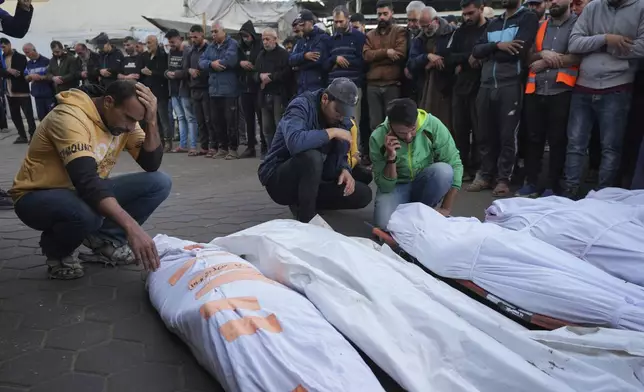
[
  {"left": 296, "top": 9, "right": 315, "bottom": 22},
  {"left": 95, "top": 33, "right": 109, "bottom": 46},
  {"left": 350, "top": 13, "right": 365, "bottom": 24},
  {"left": 326, "top": 78, "right": 359, "bottom": 117}
]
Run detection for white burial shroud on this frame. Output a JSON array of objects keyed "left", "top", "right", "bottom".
[
  {"left": 147, "top": 234, "right": 384, "bottom": 392},
  {"left": 485, "top": 195, "right": 644, "bottom": 286},
  {"left": 388, "top": 203, "right": 644, "bottom": 331},
  {"left": 213, "top": 219, "right": 644, "bottom": 392}
]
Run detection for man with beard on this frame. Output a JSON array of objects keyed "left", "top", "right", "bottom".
[
  {"left": 289, "top": 9, "right": 330, "bottom": 95},
  {"left": 96, "top": 34, "right": 124, "bottom": 88},
  {"left": 47, "top": 41, "right": 79, "bottom": 94},
  {"left": 136, "top": 41, "right": 146, "bottom": 55},
  {"left": 363, "top": 1, "right": 407, "bottom": 154},
  {"left": 467, "top": 0, "right": 538, "bottom": 197},
  {"left": 0, "top": 38, "right": 35, "bottom": 144},
  {"left": 258, "top": 78, "right": 371, "bottom": 222},
  {"left": 407, "top": 7, "right": 456, "bottom": 131},
  {"left": 238, "top": 20, "right": 266, "bottom": 158},
  {"left": 74, "top": 43, "right": 101, "bottom": 86},
  {"left": 118, "top": 36, "right": 143, "bottom": 82},
  {"left": 446, "top": 0, "right": 487, "bottom": 182},
  {"left": 254, "top": 28, "right": 291, "bottom": 155},
  {"left": 563, "top": 0, "right": 644, "bottom": 197},
  {"left": 517, "top": 0, "right": 578, "bottom": 197},
  {"left": 350, "top": 13, "right": 366, "bottom": 33},
  {"left": 526, "top": 0, "right": 550, "bottom": 21},
  {"left": 141, "top": 35, "right": 171, "bottom": 151},
  {"left": 402, "top": 1, "right": 425, "bottom": 102}
]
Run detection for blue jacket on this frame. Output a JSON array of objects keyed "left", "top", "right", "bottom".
[
  {"left": 325, "top": 28, "right": 365, "bottom": 86},
  {"left": 289, "top": 26, "right": 330, "bottom": 95},
  {"left": 24, "top": 55, "right": 54, "bottom": 98},
  {"left": 0, "top": 3, "right": 33, "bottom": 38},
  {"left": 198, "top": 36, "right": 240, "bottom": 98},
  {"left": 258, "top": 89, "right": 351, "bottom": 185}
]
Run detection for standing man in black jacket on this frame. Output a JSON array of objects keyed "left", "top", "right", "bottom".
[
  {"left": 47, "top": 41, "right": 79, "bottom": 94},
  {"left": 238, "top": 20, "right": 265, "bottom": 158},
  {"left": 186, "top": 25, "right": 215, "bottom": 156},
  {"left": 141, "top": 35, "right": 171, "bottom": 151},
  {"left": 119, "top": 36, "right": 143, "bottom": 82},
  {"left": 448, "top": 0, "right": 487, "bottom": 181},
  {"left": 0, "top": 37, "right": 35, "bottom": 144},
  {"left": 96, "top": 34, "right": 124, "bottom": 88},
  {"left": 74, "top": 43, "right": 101, "bottom": 86},
  {"left": 254, "top": 28, "right": 291, "bottom": 156}
]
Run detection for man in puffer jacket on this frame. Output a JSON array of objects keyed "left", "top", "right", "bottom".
[{"left": 289, "top": 9, "right": 330, "bottom": 95}]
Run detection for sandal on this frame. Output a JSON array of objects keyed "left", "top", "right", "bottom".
[
  {"left": 205, "top": 149, "right": 217, "bottom": 158},
  {"left": 492, "top": 181, "right": 512, "bottom": 197},
  {"left": 188, "top": 150, "right": 198, "bottom": 156},
  {"left": 466, "top": 179, "right": 492, "bottom": 192},
  {"left": 47, "top": 257, "right": 84, "bottom": 280},
  {"left": 171, "top": 147, "right": 188, "bottom": 153}
]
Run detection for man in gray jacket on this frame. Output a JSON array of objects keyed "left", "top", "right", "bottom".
[{"left": 563, "top": 0, "right": 644, "bottom": 197}]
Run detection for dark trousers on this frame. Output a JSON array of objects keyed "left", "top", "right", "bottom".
[
  {"left": 7, "top": 96, "right": 36, "bottom": 138},
  {"left": 359, "top": 87, "right": 371, "bottom": 155},
  {"left": 13, "top": 172, "right": 172, "bottom": 259},
  {"left": 260, "top": 93, "right": 284, "bottom": 152},
  {"left": 241, "top": 92, "right": 266, "bottom": 151},
  {"left": 352, "top": 165, "right": 373, "bottom": 185},
  {"left": 0, "top": 95, "right": 8, "bottom": 129},
  {"left": 476, "top": 84, "right": 523, "bottom": 182},
  {"left": 367, "top": 84, "right": 401, "bottom": 131},
  {"left": 191, "top": 89, "right": 216, "bottom": 150},
  {"left": 210, "top": 96, "right": 239, "bottom": 151},
  {"left": 452, "top": 92, "right": 479, "bottom": 173},
  {"left": 265, "top": 150, "right": 372, "bottom": 223},
  {"left": 156, "top": 96, "right": 171, "bottom": 142},
  {"left": 34, "top": 97, "right": 55, "bottom": 121},
  {"left": 523, "top": 92, "right": 571, "bottom": 191}
]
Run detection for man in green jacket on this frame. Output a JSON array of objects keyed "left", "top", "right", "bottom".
[
  {"left": 46, "top": 40, "right": 79, "bottom": 94},
  {"left": 370, "top": 98, "right": 463, "bottom": 228}
]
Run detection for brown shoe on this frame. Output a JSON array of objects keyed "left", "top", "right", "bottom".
[
  {"left": 213, "top": 149, "right": 228, "bottom": 159},
  {"left": 205, "top": 148, "right": 217, "bottom": 158},
  {"left": 225, "top": 150, "right": 240, "bottom": 160}
]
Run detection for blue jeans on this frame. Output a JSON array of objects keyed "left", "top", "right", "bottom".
[
  {"left": 14, "top": 172, "right": 172, "bottom": 259},
  {"left": 172, "top": 96, "right": 198, "bottom": 149},
  {"left": 564, "top": 91, "right": 632, "bottom": 190},
  {"left": 374, "top": 163, "right": 453, "bottom": 229}
]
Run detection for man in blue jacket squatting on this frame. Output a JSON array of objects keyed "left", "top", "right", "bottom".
[{"left": 258, "top": 78, "right": 372, "bottom": 223}]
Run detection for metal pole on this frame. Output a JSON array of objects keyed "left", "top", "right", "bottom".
[{"left": 356, "top": 0, "right": 362, "bottom": 13}]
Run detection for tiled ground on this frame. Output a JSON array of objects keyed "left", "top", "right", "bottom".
[{"left": 0, "top": 129, "right": 496, "bottom": 391}]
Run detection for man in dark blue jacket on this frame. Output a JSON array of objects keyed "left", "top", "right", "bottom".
[
  {"left": 468, "top": 1, "right": 538, "bottom": 196},
  {"left": 289, "top": 9, "right": 330, "bottom": 95},
  {"left": 23, "top": 42, "right": 54, "bottom": 121},
  {"left": 0, "top": 0, "right": 33, "bottom": 39},
  {"left": 199, "top": 21, "right": 240, "bottom": 160},
  {"left": 96, "top": 34, "right": 124, "bottom": 88},
  {"left": 326, "top": 6, "right": 365, "bottom": 128},
  {"left": 258, "top": 78, "right": 372, "bottom": 222}
]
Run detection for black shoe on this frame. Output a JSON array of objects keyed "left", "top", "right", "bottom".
[
  {"left": 0, "top": 190, "right": 14, "bottom": 210},
  {"left": 13, "top": 136, "right": 28, "bottom": 144},
  {"left": 240, "top": 147, "right": 256, "bottom": 158}
]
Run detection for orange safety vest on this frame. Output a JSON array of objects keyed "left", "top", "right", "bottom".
[{"left": 525, "top": 20, "right": 578, "bottom": 94}]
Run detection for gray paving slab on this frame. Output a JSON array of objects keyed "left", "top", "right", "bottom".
[{"left": 0, "top": 133, "right": 497, "bottom": 391}]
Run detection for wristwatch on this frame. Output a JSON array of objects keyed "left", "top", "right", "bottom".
[{"left": 386, "top": 157, "right": 397, "bottom": 164}]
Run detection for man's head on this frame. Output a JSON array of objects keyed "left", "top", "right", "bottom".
[
  {"left": 387, "top": 98, "right": 418, "bottom": 143},
  {"left": 136, "top": 41, "right": 146, "bottom": 54},
  {"left": 189, "top": 25, "right": 205, "bottom": 46},
  {"left": 420, "top": 7, "right": 439, "bottom": 36},
  {"left": 99, "top": 80, "right": 146, "bottom": 136},
  {"left": 146, "top": 35, "right": 158, "bottom": 53},
  {"left": 333, "top": 6, "right": 350, "bottom": 33},
  {"left": 96, "top": 33, "right": 111, "bottom": 53},
  {"left": 292, "top": 18, "right": 304, "bottom": 38},
  {"left": 122, "top": 37, "right": 136, "bottom": 55},
  {"left": 164, "top": 29, "right": 182, "bottom": 52},
  {"left": 240, "top": 21, "right": 255, "bottom": 45},
  {"left": 549, "top": 0, "right": 571, "bottom": 17},
  {"left": 376, "top": 1, "right": 394, "bottom": 30},
  {"left": 350, "top": 13, "right": 366, "bottom": 32},
  {"left": 483, "top": 6, "right": 496, "bottom": 18},
  {"left": 0, "top": 38, "right": 11, "bottom": 56},
  {"left": 50, "top": 41, "right": 65, "bottom": 58},
  {"left": 262, "top": 28, "right": 278, "bottom": 51},
  {"left": 297, "top": 9, "right": 316, "bottom": 34},
  {"left": 500, "top": 0, "right": 521, "bottom": 10},
  {"left": 283, "top": 36, "right": 296, "bottom": 52},
  {"left": 211, "top": 21, "right": 226, "bottom": 44},
  {"left": 461, "top": 0, "right": 484, "bottom": 26},
  {"left": 406, "top": 1, "right": 425, "bottom": 35},
  {"left": 23, "top": 43, "right": 38, "bottom": 60},
  {"left": 320, "top": 78, "right": 359, "bottom": 127},
  {"left": 525, "top": 0, "right": 548, "bottom": 19}
]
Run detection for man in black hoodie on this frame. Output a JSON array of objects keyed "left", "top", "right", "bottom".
[
  {"left": 238, "top": 20, "right": 265, "bottom": 158},
  {"left": 0, "top": 37, "right": 35, "bottom": 144},
  {"left": 96, "top": 34, "right": 124, "bottom": 88},
  {"left": 141, "top": 35, "right": 171, "bottom": 150}
]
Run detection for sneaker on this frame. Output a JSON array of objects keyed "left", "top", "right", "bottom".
[
  {"left": 240, "top": 147, "right": 256, "bottom": 158},
  {"left": 13, "top": 136, "right": 28, "bottom": 144},
  {"left": 515, "top": 183, "right": 539, "bottom": 198},
  {"left": 462, "top": 173, "right": 473, "bottom": 183},
  {"left": 540, "top": 188, "right": 555, "bottom": 198},
  {"left": 79, "top": 236, "right": 136, "bottom": 267},
  {"left": 0, "top": 189, "right": 13, "bottom": 210},
  {"left": 0, "top": 128, "right": 9, "bottom": 133},
  {"left": 46, "top": 255, "right": 84, "bottom": 280},
  {"left": 213, "top": 149, "right": 228, "bottom": 159},
  {"left": 225, "top": 150, "right": 240, "bottom": 160},
  {"left": 562, "top": 187, "right": 579, "bottom": 200}
]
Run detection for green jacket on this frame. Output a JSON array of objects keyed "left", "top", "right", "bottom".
[{"left": 369, "top": 109, "right": 463, "bottom": 193}]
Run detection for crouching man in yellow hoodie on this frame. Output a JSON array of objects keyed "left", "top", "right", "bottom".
[{"left": 10, "top": 81, "right": 171, "bottom": 279}]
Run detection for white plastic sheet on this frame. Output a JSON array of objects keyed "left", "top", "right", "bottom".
[
  {"left": 213, "top": 219, "right": 644, "bottom": 392},
  {"left": 485, "top": 196, "right": 644, "bottom": 286},
  {"left": 147, "top": 234, "right": 384, "bottom": 392},
  {"left": 388, "top": 203, "right": 644, "bottom": 331}
]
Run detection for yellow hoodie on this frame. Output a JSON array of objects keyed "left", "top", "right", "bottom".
[{"left": 10, "top": 89, "right": 146, "bottom": 201}]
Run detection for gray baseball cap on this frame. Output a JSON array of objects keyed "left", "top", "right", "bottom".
[{"left": 326, "top": 78, "right": 359, "bottom": 118}]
